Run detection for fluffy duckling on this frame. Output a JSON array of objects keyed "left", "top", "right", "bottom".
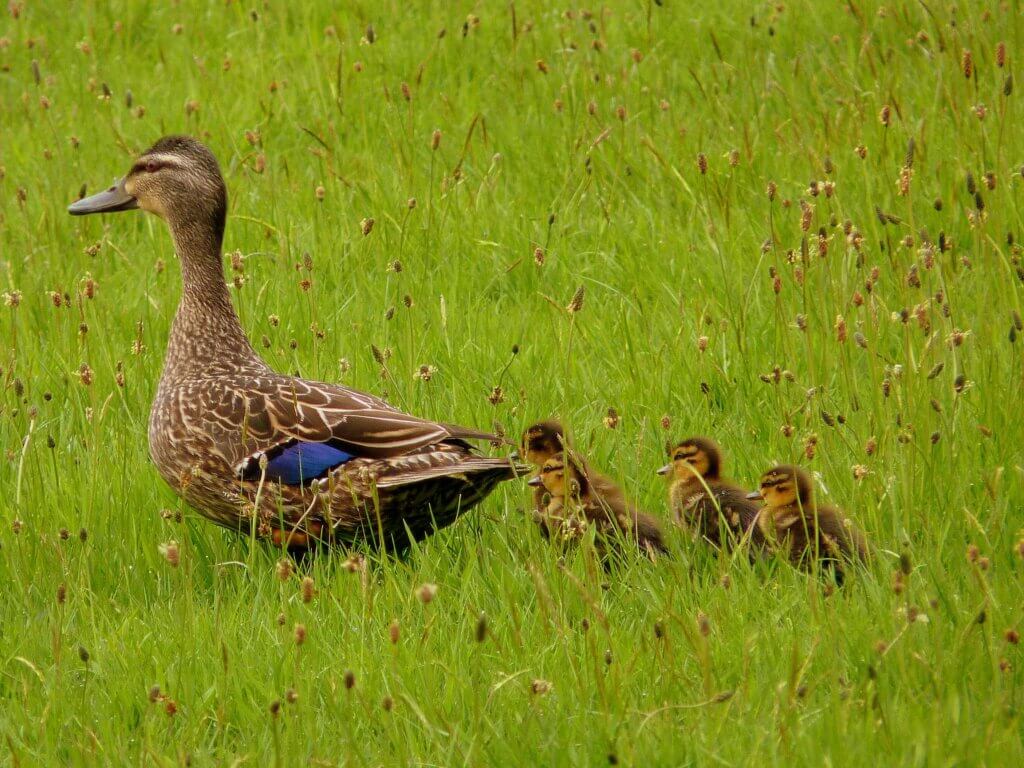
[
  {"left": 528, "top": 452, "right": 667, "bottom": 558},
  {"left": 520, "top": 421, "right": 628, "bottom": 529},
  {"left": 657, "top": 437, "right": 764, "bottom": 554},
  {"left": 749, "top": 465, "right": 869, "bottom": 583}
]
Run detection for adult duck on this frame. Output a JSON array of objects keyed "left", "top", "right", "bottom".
[{"left": 69, "top": 135, "right": 522, "bottom": 550}]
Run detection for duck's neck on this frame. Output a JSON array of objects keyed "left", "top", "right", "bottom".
[{"left": 161, "top": 214, "right": 262, "bottom": 384}]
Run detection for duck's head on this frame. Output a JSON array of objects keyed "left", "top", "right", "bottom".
[
  {"left": 518, "top": 420, "right": 567, "bottom": 467},
  {"left": 749, "top": 465, "right": 813, "bottom": 508},
  {"left": 69, "top": 135, "right": 227, "bottom": 236},
  {"left": 526, "top": 451, "right": 586, "bottom": 498},
  {"left": 657, "top": 437, "right": 721, "bottom": 482}
]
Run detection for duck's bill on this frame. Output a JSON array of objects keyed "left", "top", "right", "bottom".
[
  {"left": 746, "top": 491, "right": 762, "bottom": 500},
  {"left": 656, "top": 464, "right": 671, "bottom": 475},
  {"left": 526, "top": 476, "right": 543, "bottom": 487},
  {"left": 68, "top": 178, "right": 138, "bottom": 215}
]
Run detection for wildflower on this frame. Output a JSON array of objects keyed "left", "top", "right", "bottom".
[
  {"left": 531, "top": 679, "right": 552, "bottom": 695},
  {"left": 603, "top": 407, "right": 619, "bottom": 429},
  {"left": 159, "top": 540, "right": 180, "bottom": 567},
  {"left": 417, "top": 583, "right": 438, "bottom": 604},
  {"left": 697, "top": 612, "right": 711, "bottom": 637},
  {"left": 835, "top": 315, "right": 847, "bottom": 343},
  {"left": 566, "top": 285, "right": 585, "bottom": 313},
  {"left": 275, "top": 558, "right": 293, "bottom": 580}
]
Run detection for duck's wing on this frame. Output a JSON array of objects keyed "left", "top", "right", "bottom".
[
  {"left": 200, "top": 375, "right": 499, "bottom": 476},
  {"left": 815, "top": 507, "right": 870, "bottom": 563}
]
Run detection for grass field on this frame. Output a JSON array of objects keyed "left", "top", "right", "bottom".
[{"left": 2, "top": 1, "right": 1023, "bottom": 764}]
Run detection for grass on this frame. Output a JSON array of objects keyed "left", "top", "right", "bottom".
[{"left": 1, "top": 0, "right": 1023, "bottom": 764}]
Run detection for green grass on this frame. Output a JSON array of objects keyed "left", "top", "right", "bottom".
[{"left": 2, "top": 0, "right": 1023, "bottom": 764}]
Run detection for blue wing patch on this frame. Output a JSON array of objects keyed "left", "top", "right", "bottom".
[{"left": 262, "top": 442, "right": 356, "bottom": 485}]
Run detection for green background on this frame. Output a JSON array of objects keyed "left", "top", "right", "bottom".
[{"left": 1, "top": 1, "right": 1022, "bottom": 764}]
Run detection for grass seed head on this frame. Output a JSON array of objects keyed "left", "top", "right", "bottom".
[
  {"left": 417, "top": 583, "right": 438, "bottom": 604},
  {"left": 276, "top": 558, "right": 293, "bottom": 581},
  {"left": 160, "top": 540, "right": 180, "bottom": 568},
  {"left": 566, "top": 285, "right": 585, "bottom": 313},
  {"left": 531, "top": 679, "right": 552, "bottom": 695}
]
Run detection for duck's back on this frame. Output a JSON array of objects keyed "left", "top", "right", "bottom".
[
  {"left": 814, "top": 505, "right": 870, "bottom": 564},
  {"left": 672, "top": 478, "right": 762, "bottom": 551}
]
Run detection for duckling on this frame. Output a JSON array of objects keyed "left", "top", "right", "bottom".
[
  {"left": 528, "top": 452, "right": 666, "bottom": 558},
  {"left": 748, "top": 465, "right": 869, "bottom": 583},
  {"left": 519, "top": 420, "right": 628, "bottom": 535},
  {"left": 657, "top": 437, "right": 764, "bottom": 555}
]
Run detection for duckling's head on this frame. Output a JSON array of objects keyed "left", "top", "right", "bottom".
[
  {"left": 519, "top": 420, "right": 567, "bottom": 467},
  {"left": 657, "top": 437, "right": 721, "bottom": 482},
  {"left": 527, "top": 452, "right": 586, "bottom": 498},
  {"left": 69, "top": 135, "right": 227, "bottom": 237},
  {"left": 751, "top": 465, "right": 813, "bottom": 509}
]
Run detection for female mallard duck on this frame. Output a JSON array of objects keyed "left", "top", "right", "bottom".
[
  {"left": 657, "top": 437, "right": 765, "bottom": 556},
  {"left": 69, "top": 136, "right": 523, "bottom": 550},
  {"left": 528, "top": 452, "right": 666, "bottom": 558},
  {"left": 748, "top": 465, "right": 869, "bottom": 583}
]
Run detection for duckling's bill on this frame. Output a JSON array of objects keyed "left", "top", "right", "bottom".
[
  {"left": 527, "top": 476, "right": 543, "bottom": 487},
  {"left": 656, "top": 463, "right": 672, "bottom": 475},
  {"left": 746, "top": 490, "right": 762, "bottom": 500},
  {"left": 68, "top": 178, "right": 138, "bottom": 215}
]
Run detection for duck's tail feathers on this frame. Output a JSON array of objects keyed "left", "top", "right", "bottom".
[{"left": 376, "top": 456, "right": 529, "bottom": 488}]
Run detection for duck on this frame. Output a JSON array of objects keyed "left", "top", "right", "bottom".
[
  {"left": 747, "top": 465, "right": 869, "bottom": 583},
  {"left": 528, "top": 452, "right": 667, "bottom": 558},
  {"left": 68, "top": 136, "right": 524, "bottom": 551},
  {"left": 518, "top": 420, "right": 628, "bottom": 533},
  {"left": 657, "top": 437, "right": 765, "bottom": 556}
]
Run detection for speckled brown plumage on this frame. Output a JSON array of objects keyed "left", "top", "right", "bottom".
[
  {"left": 531, "top": 452, "right": 667, "bottom": 559},
  {"left": 661, "top": 437, "right": 766, "bottom": 558},
  {"left": 72, "top": 136, "right": 523, "bottom": 550},
  {"left": 754, "top": 465, "right": 870, "bottom": 584}
]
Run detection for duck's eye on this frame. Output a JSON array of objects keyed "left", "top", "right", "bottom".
[{"left": 145, "top": 160, "right": 161, "bottom": 173}]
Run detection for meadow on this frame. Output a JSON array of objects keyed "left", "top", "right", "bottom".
[{"left": 1, "top": 0, "right": 1023, "bottom": 764}]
